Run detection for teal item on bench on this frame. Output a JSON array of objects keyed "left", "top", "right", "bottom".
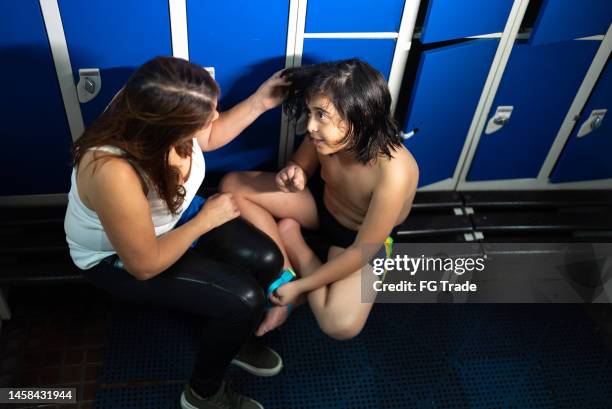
[{"left": 174, "top": 195, "right": 206, "bottom": 248}]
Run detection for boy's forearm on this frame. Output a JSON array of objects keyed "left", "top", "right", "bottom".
[
  {"left": 289, "top": 139, "right": 319, "bottom": 178},
  {"left": 295, "top": 246, "right": 364, "bottom": 293}
]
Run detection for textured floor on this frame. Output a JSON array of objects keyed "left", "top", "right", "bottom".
[{"left": 1, "top": 284, "right": 612, "bottom": 408}]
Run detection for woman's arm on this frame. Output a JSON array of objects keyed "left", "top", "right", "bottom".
[
  {"left": 86, "top": 158, "right": 234, "bottom": 280},
  {"left": 199, "top": 70, "right": 288, "bottom": 152}
]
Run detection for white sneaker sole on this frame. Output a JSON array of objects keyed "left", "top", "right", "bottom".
[
  {"left": 180, "top": 391, "right": 264, "bottom": 409},
  {"left": 181, "top": 392, "right": 198, "bottom": 409},
  {"left": 230, "top": 347, "right": 283, "bottom": 377}
]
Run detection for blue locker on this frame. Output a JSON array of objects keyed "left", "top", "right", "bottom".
[
  {"left": 302, "top": 39, "right": 397, "bottom": 80},
  {"left": 188, "top": 1, "right": 289, "bottom": 172},
  {"left": 550, "top": 64, "right": 612, "bottom": 183},
  {"left": 0, "top": 1, "right": 72, "bottom": 195},
  {"left": 58, "top": 0, "right": 172, "bottom": 126},
  {"left": 305, "top": 0, "right": 405, "bottom": 33},
  {"left": 420, "top": 0, "right": 514, "bottom": 44},
  {"left": 530, "top": 0, "right": 612, "bottom": 46},
  {"left": 402, "top": 40, "right": 499, "bottom": 187},
  {"left": 467, "top": 41, "right": 599, "bottom": 181}
]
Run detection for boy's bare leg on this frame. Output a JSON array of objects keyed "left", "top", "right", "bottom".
[
  {"left": 220, "top": 171, "right": 319, "bottom": 336},
  {"left": 220, "top": 171, "right": 319, "bottom": 265},
  {"left": 278, "top": 218, "right": 377, "bottom": 340}
]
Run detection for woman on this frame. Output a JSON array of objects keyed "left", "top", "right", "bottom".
[{"left": 64, "top": 56, "right": 288, "bottom": 409}]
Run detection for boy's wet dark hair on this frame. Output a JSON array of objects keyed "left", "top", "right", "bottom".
[{"left": 282, "top": 59, "right": 402, "bottom": 164}]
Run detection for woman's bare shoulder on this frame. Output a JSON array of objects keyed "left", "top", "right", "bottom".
[{"left": 77, "top": 151, "right": 144, "bottom": 209}]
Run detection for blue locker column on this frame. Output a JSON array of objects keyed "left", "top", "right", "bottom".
[
  {"left": 466, "top": 41, "right": 599, "bottom": 181},
  {"left": 530, "top": 0, "right": 612, "bottom": 46},
  {"left": 188, "top": 1, "right": 289, "bottom": 173},
  {"left": 420, "top": 0, "right": 514, "bottom": 43},
  {"left": 0, "top": 1, "right": 72, "bottom": 195},
  {"left": 402, "top": 40, "right": 498, "bottom": 187},
  {"left": 550, "top": 63, "right": 612, "bottom": 183},
  {"left": 58, "top": 0, "right": 172, "bottom": 126}
]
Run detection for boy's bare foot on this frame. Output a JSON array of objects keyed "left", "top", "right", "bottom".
[{"left": 255, "top": 305, "right": 291, "bottom": 336}]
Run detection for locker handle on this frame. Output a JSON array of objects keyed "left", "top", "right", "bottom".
[
  {"left": 485, "top": 106, "right": 513, "bottom": 135},
  {"left": 591, "top": 116, "right": 602, "bottom": 130},
  {"left": 493, "top": 117, "right": 509, "bottom": 126},
  {"left": 77, "top": 68, "right": 101, "bottom": 103},
  {"left": 577, "top": 109, "right": 606, "bottom": 138}
]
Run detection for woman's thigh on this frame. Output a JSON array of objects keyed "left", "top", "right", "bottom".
[
  {"left": 194, "top": 217, "right": 284, "bottom": 287},
  {"left": 221, "top": 171, "right": 319, "bottom": 230},
  {"left": 82, "top": 251, "right": 266, "bottom": 322}
]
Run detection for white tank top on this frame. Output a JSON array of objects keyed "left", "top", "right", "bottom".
[{"left": 64, "top": 139, "right": 205, "bottom": 269}]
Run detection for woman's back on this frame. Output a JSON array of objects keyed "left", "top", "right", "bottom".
[{"left": 64, "top": 139, "right": 205, "bottom": 270}]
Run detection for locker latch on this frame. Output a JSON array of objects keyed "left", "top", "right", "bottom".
[
  {"left": 77, "top": 68, "right": 101, "bottom": 103},
  {"left": 485, "top": 106, "right": 513, "bottom": 134},
  {"left": 577, "top": 109, "right": 607, "bottom": 138}
]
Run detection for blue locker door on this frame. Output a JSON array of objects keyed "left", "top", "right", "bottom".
[
  {"left": 530, "top": 0, "right": 612, "bottom": 46},
  {"left": 402, "top": 40, "right": 498, "bottom": 187},
  {"left": 0, "top": 1, "right": 73, "bottom": 195},
  {"left": 188, "top": 1, "right": 289, "bottom": 173},
  {"left": 420, "top": 0, "right": 514, "bottom": 44},
  {"left": 467, "top": 41, "right": 599, "bottom": 181},
  {"left": 550, "top": 64, "right": 612, "bottom": 183},
  {"left": 305, "top": 0, "right": 405, "bottom": 33},
  {"left": 58, "top": 0, "right": 172, "bottom": 126},
  {"left": 302, "top": 39, "right": 397, "bottom": 80}
]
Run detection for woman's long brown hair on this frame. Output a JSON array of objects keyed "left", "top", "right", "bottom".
[{"left": 73, "top": 56, "right": 219, "bottom": 214}]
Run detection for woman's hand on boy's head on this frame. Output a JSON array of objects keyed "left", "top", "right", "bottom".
[
  {"left": 276, "top": 164, "right": 306, "bottom": 192},
  {"left": 251, "top": 69, "right": 290, "bottom": 113}
]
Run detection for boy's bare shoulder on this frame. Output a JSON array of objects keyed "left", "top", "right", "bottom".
[{"left": 378, "top": 145, "right": 419, "bottom": 184}]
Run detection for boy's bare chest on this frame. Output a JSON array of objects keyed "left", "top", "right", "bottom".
[{"left": 319, "top": 155, "right": 377, "bottom": 206}]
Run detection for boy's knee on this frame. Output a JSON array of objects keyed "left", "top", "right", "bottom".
[
  {"left": 320, "top": 313, "right": 364, "bottom": 341},
  {"left": 219, "top": 171, "right": 242, "bottom": 193},
  {"left": 278, "top": 218, "right": 300, "bottom": 236}
]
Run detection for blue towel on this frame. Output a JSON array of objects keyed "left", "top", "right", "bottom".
[{"left": 174, "top": 195, "right": 206, "bottom": 248}]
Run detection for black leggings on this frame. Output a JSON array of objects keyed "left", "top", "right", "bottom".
[{"left": 79, "top": 217, "right": 283, "bottom": 396}]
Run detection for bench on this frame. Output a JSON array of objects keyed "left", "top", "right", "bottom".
[{"left": 462, "top": 190, "right": 612, "bottom": 242}]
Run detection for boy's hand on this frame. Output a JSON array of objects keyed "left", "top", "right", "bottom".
[
  {"left": 276, "top": 164, "right": 306, "bottom": 192},
  {"left": 269, "top": 280, "right": 301, "bottom": 306}
]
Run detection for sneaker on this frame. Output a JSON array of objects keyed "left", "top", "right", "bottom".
[
  {"left": 231, "top": 338, "right": 283, "bottom": 377},
  {"left": 180, "top": 382, "right": 263, "bottom": 409}
]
